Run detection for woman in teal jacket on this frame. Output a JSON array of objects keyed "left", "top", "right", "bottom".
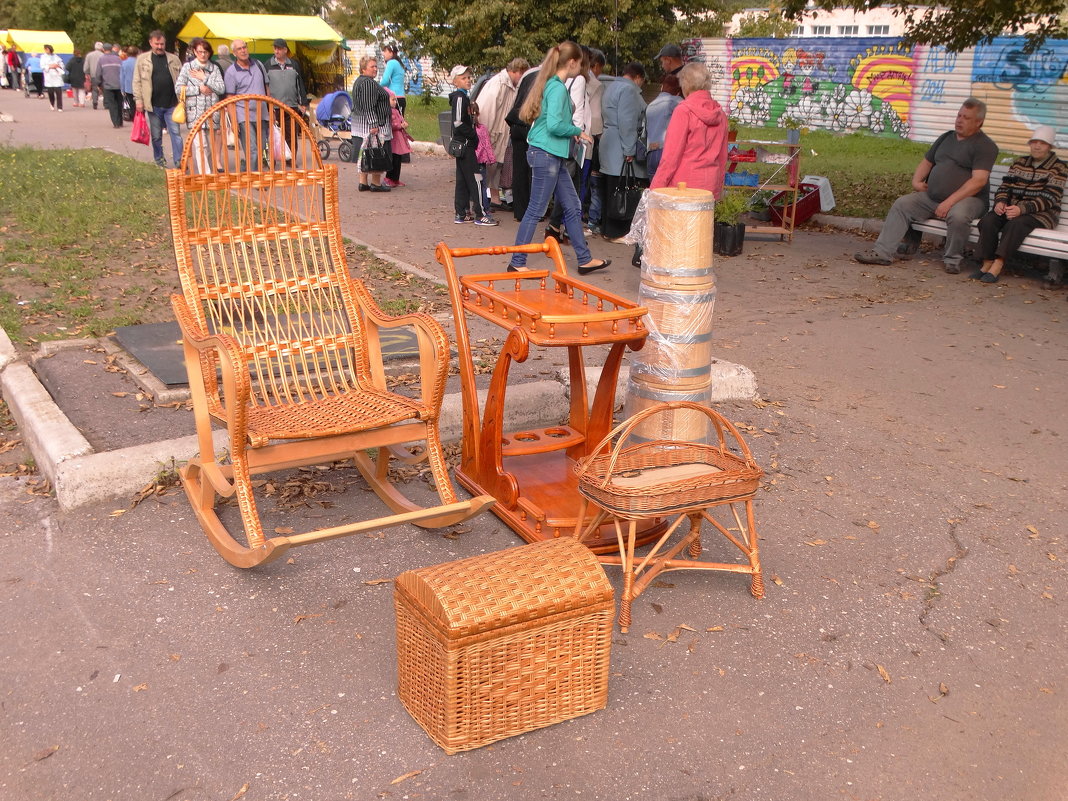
[{"left": 507, "top": 41, "right": 611, "bottom": 274}]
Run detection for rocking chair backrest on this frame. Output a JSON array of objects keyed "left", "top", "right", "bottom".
[{"left": 167, "top": 95, "right": 372, "bottom": 407}]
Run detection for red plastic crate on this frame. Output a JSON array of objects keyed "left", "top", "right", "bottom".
[{"left": 770, "top": 183, "right": 820, "bottom": 227}]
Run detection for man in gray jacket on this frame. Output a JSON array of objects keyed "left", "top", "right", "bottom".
[
  {"left": 95, "top": 44, "right": 124, "bottom": 128},
  {"left": 83, "top": 42, "right": 104, "bottom": 109}
]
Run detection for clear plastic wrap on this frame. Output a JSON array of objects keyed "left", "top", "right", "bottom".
[
  {"left": 632, "top": 284, "right": 717, "bottom": 388},
  {"left": 624, "top": 185, "right": 719, "bottom": 444}
]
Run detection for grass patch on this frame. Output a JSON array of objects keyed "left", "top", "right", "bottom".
[
  {"left": 404, "top": 97, "right": 450, "bottom": 145},
  {"left": 0, "top": 146, "right": 176, "bottom": 342}
]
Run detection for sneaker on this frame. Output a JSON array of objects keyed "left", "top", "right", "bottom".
[
  {"left": 854, "top": 250, "right": 893, "bottom": 266},
  {"left": 392, "top": 180, "right": 406, "bottom": 187},
  {"left": 454, "top": 214, "right": 471, "bottom": 224},
  {"left": 943, "top": 262, "right": 961, "bottom": 274},
  {"left": 382, "top": 178, "right": 397, "bottom": 187},
  {"left": 474, "top": 216, "right": 499, "bottom": 227},
  {"left": 154, "top": 158, "right": 167, "bottom": 168},
  {"left": 585, "top": 223, "right": 602, "bottom": 237}
]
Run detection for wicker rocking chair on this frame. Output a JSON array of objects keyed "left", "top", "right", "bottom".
[{"left": 167, "top": 96, "right": 492, "bottom": 567}]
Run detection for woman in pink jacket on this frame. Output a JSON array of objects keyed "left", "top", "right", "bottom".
[{"left": 649, "top": 62, "right": 728, "bottom": 198}]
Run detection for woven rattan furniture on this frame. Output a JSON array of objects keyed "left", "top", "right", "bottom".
[
  {"left": 394, "top": 537, "right": 613, "bottom": 753},
  {"left": 167, "top": 96, "right": 492, "bottom": 567},
  {"left": 573, "top": 401, "right": 766, "bottom": 632},
  {"left": 438, "top": 240, "right": 668, "bottom": 552}
]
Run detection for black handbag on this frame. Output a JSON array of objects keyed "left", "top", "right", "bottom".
[
  {"left": 360, "top": 134, "right": 390, "bottom": 172},
  {"left": 447, "top": 136, "right": 467, "bottom": 158},
  {"left": 608, "top": 161, "right": 643, "bottom": 222}
]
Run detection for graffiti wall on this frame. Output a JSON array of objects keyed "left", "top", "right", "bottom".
[{"left": 692, "top": 37, "right": 1068, "bottom": 153}]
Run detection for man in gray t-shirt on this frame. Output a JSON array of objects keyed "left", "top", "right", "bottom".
[{"left": 856, "top": 98, "right": 998, "bottom": 273}]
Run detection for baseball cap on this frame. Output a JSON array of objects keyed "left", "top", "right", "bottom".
[
  {"left": 656, "top": 44, "right": 682, "bottom": 59},
  {"left": 1029, "top": 125, "right": 1056, "bottom": 145},
  {"left": 272, "top": 38, "right": 288, "bottom": 49},
  {"left": 102, "top": 43, "right": 113, "bottom": 52},
  {"left": 449, "top": 65, "right": 471, "bottom": 80}
]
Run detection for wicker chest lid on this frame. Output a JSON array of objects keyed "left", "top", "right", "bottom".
[{"left": 394, "top": 538, "right": 613, "bottom": 640}]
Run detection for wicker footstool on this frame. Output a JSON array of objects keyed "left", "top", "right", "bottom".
[
  {"left": 573, "top": 401, "right": 766, "bottom": 632},
  {"left": 393, "top": 537, "right": 614, "bottom": 753}
]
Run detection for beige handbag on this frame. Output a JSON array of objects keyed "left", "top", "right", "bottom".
[{"left": 172, "top": 87, "right": 187, "bottom": 124}]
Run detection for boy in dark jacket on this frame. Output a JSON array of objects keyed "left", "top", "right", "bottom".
[{"left": 448, "top": 65, "right": 496, "bottom": 226}]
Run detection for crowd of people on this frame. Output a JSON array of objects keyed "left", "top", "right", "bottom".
[{"left": 443, "top": 41, "right": 730, "bottom": 273}]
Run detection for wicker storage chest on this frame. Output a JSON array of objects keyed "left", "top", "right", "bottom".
[{"left": 393, "top": 537, "right": 614, "bottom": 753}]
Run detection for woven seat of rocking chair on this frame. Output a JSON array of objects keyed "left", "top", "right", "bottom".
[{"left": 239, "top": 388, "right": 428, "bottom": 447}]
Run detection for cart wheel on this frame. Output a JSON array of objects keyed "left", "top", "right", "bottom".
[
  {"left": 316, "top": 140, "right": 331, "bottom": 160},
  {"left": 338, "top": 141, "right": 354, "bottom": 163}
]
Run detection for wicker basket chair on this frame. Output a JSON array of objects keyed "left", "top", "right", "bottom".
[{"left": 167, "top": 95, "right": 492, "bottom": 567}]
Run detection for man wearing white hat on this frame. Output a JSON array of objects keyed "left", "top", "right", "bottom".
[{"left": 970, "top": 124, "right": 1066, "bottom": 284}]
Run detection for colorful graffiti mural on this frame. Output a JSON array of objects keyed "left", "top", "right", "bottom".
[{"left": 696, "top": 36, "right": 1068, "bottom": 151}]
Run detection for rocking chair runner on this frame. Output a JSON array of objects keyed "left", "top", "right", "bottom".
[{"left": 168, "top": 96, "right": 492, "bottom": 567}]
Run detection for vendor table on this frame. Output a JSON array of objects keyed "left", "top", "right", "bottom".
[{"left": 438, "top": 241, "right": 663, "bottom": 551}]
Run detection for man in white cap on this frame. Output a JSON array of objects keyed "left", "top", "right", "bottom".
[
  {"left": 448, "top": 65, "right": 496, "bottom": 226},
  {"left": 970, "top": 124, "right": 1066, "bottom": 284},
  {"left": 855, "top": 97, "right": 998, "bottom": 273}
]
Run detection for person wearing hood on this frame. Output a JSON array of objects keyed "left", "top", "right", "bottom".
[
  {"left": 970, "top": 125, "right": 1066, "bottom": 284},
  {"left": 649, "top": 62, "right": 728, "bottom": 198}
]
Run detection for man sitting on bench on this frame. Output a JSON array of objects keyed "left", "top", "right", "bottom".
[{"left": 855, "top": 97, "right": 998, "bottom": 273}]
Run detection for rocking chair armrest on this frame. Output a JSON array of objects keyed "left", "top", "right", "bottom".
[
  {"left": 171, "top": 294, "right": 253, "bottom": 421},
  {"left": 361, "top": 307, "right": 451, "bottom": 408}
]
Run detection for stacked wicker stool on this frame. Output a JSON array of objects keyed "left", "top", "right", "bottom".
[{"left": 573, "top": 401, "right": 765, "bottom": 632}]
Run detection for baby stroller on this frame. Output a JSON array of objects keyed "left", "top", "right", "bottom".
[{"left": 313, "top": 90, "right": 354, "bottom": 161}]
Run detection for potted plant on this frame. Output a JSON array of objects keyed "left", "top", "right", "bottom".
[
  {"left": 714, "top": 189, "right": 749, "bottom": 257},
  {"left": 780, "top": 114, "right": 804, "bottom": 145},
  {"left": 727, "top": 116, "right": 740, "bottom": 143}
]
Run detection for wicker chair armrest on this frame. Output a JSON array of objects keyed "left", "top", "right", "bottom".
[
  {"left": 171, "top": 294, "right": 252, "bottom": 428},
  {"left": 356, "top": 295, "right": 451, "bottom": 410}
]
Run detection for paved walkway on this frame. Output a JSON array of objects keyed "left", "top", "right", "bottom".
[{"left": 1, "top": 87, "right": 1066, "bottom": 801}]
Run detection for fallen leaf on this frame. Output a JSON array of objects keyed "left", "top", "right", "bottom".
[
  {"left": 33, "top": 745, "right": 59, "bottom": 761},
  {"left": 867, "top": 520, "right": 880, "bottom": 530},
  {"left": 677, "top": 624, "right": 697, "bottom": 632},
  {"left": 666, "top": 628, "right": 681, "bottom": 643},
  {"left": 805, "top": 539, "right": 828, "bottom": 546},
  {"left": 1008, "top": 564, "right": 1019, "bottom": 575},
  {"left": 993, "top": 384, "right": 1006, "bottom": 389},
  {"left": 362, "top": 578, "right": 392, "bottom": 585},
  {"left": 771, "top": 575, "right": 784, "bottom": 586},
  {"left": 643, "top": 631, "right": 663, "bottom": 641},
  {"left": 83, "top": 359, "right": 98, "bottom": 365},
  {"left": 1039, "top": 687, "right": 1053, "bottom": 694},
  {"left": 293, "top": 613, "right": 323, "bottom": 624},
  {"left": 1047, "top": 553, "right": 1058, "bottom": 562},
  {"left": 132, "top": 683, "right": 148, "bottom": 692},
  {"left": 111, "top": 391, "right": 129, "bottom": 398},
  {"left": 274, "top": 526, "right": 294, "bottom": 534},
  {"left": 391, "top": 770, "right": 423, "bottom": 785},
  {"left": 109, "top": 509, "right": 126, "bottom": 517},
  {"left": 876, "top": 664, "right": 892, "bottom": 684},
  {"left": 229, "top": 783, "right": 250, "bottom": 801},
  {"left": 706, "top": 625, "right": 725, "bottom": 632},
  {"left": 1026, "top": 525, "right": 1039, "bottom": 535}
]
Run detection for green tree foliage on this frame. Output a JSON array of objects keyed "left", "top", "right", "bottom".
[
  {"left": 342, "top": 0, "right": 733, "bottom": 72},
  {"left": 778, "top": 0, "right": 1067, "bottom": 52},
  {"left": 732, "top": 9, "right": 795, "bottom": 38}
]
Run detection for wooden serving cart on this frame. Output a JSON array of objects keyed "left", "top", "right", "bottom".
[{"left": 437, "top": 240, "right": 663, "bottom": 551}]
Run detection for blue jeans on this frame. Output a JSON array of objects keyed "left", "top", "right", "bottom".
[
  {"left": 148, "top": 105, "right": 183, "bottom": 166},
  {"left": 510, "top": 147, "right": 592, "bottom": 268}
]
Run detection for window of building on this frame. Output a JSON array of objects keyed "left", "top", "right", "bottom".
[
  {"left": 792, "top": 25, "right": 805, "bottom": 36},
  {"left": 838, "top": 25, "right": 859, "bottom": 35},
  {"left": 867, "top": 25, "right": 890, "bottom": 35},
  {"left": 811, "top": 25, "right": 831, "bottom": 35}
]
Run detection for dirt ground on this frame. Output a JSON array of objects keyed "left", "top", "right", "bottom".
[{"left": 1, "top": 90, "right": 1066, "bottom": 801}]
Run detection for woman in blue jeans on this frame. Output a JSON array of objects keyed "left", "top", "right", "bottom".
[{"left": 508, "top": 41, "right": 611, "bottom": 275}]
